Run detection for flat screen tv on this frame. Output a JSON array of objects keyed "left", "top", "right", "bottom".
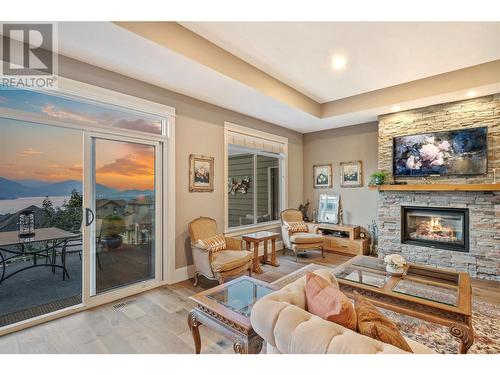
[{"left": 393, "top": 126, "right": 488, "bottom": 177}]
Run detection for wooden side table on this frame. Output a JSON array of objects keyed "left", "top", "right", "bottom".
[{"left": 242, "top": 231, "right": 280, "bottom": 274}]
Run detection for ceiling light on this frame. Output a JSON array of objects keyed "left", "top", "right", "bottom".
[
  {"left": 465, "top": 90, "right": 477, "bottom": 98},
  {"left": 391, "top": 105, "right": 401, "bottom": 112},
  {"left": 331, "top": 55, "right": 347, "bottom": 70}
]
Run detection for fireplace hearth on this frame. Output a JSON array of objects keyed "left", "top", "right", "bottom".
[{"left": 401, "top": 206, "right": 469, "bottom": 253}]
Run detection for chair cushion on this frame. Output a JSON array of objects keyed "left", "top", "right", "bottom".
[
  {"left": 211, "top": 250, "right": 253, "bottom": 272},
  {"left": 305, "top": 273, "right": 357, "bottom": 330},
  {"left": 197, "top": 234, "right": 226, "bottom": 252},
  {"left": 286, "top": 221, "right": 309, "bottom": 234},
  {"left": 290, "top": 233, "right": 324, "bottom": 244},
  {"left": 354, "top": 292, "right": 413, "bottom": 353}
]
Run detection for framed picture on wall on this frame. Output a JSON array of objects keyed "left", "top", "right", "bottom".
[
  {"left": 189, "top": 154, "right": 214, "bottom": 192},
  {"left": 313, "top": 164, "right": 332, "bottom": 189},
  {"left": 340, "top": 160, "right": 363, "bottom": 187}
]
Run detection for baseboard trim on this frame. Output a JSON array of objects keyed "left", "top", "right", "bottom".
[{"left": 172, "top": 240, "right": 284, "bottom": 284}]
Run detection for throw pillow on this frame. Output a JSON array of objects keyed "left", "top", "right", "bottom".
[
  {"left": 196, "top": 234, "right": 226, "bottom": 252},
  {"left": 354, "top": 292, "right": 413, "bottom": 352},
  {"left": 286, "top": 221, "right": 309, "bottom": 233},
  {"left": 305, "top": 272, "right": 357, "bottom": 330}
]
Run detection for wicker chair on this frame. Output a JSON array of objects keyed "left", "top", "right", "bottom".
[
  {"left": 280, "top": 209, "right": 324, "bottom": 262},
  {"left": 188, "top": 217, "right": 253, "bottom": 285}
]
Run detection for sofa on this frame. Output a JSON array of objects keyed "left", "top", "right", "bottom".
[{"left": 250, "top": 269, "right": 435, "bottom": 354}]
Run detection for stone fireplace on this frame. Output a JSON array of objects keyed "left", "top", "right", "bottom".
[
  {"left": 401, "top": 206, "right": 469, "bottom": 253},
  {"left": 376, "top": 94, "right": 500, "bottom": 281}
]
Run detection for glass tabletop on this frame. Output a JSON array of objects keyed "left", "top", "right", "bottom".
[
  {"left": 390, "top": 265, "right": 459, "bottom": 306},
  {"left": 333, "top": 256, "right": 388, "bottom": 288},
  {"left": 206, "top": 279, "right": 275, "bottom": 317},
  {"left": 351, "top": 256, "right": 387, "bottom": 272},
  {"left": 392, "top": 277, "right": 458, "bottom": 306}
]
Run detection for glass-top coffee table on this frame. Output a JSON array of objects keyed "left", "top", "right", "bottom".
[
  {"left": 334, "top": 255, "right": 473, "bottom": 353},
  {"left": 188, "top": 276, "right": 279, "bottom": 354}
]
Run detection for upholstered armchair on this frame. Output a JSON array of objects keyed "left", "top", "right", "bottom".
[
  {"left": 280, "top": 209, "right": 324, "bottom": 262},
  {"left": 188, "top": 217, "right": 253, "bottom": 286}
]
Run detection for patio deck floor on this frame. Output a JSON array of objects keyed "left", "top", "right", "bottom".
[{"left": 0, "top": 244, "right": 153, "bottom": 328}]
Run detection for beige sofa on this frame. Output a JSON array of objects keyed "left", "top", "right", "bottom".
[{"left": 250, "top": 269, "right": 435, "bottom": 354}]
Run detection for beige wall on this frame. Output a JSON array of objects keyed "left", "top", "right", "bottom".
[
  {"left": 303, "top": 122, "right": 378, "bottom": 231},
  {"left": 58, "top": 56, "right": 303, "bottom": 270}
]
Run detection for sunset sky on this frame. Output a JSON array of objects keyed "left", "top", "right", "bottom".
[{"left": 0, "top": 90, "right": 157, "bottom": 191}]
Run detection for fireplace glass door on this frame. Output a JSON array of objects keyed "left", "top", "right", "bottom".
[{"left": 401, "top": 206, "right": 469, "bottom": 252}]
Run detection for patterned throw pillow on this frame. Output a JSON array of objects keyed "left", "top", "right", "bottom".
[
  {"left": 286, "top": 221, "right": 309, "bottom": 233},
  {"left": 354, "top": 292, "right": 413, "bottom": 352},
  {"left": 197, "top": 234, "right": 226, "bottom": 252}
]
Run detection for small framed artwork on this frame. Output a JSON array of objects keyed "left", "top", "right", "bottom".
[
  {"left": 340, "top": 160, "right": 363, "bottom": 188},
  {"left": 313, "top": 164, "right": 332, "bottom": 189},
  {"left": 189, "top": 154, "right": 214, "bottom": 192}
]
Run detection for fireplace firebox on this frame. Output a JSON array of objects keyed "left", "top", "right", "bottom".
[{"left": 401, "top": 206, "right": 469, "bottom": 252}]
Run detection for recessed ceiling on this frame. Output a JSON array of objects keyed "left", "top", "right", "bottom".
[
  {"left": 35, "top": 22, "right": 500, "bottom": 133},
  {"left": 180, "top": 22, "right": 500, "bottom": 103}
]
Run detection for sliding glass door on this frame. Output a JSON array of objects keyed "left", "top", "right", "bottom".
[
  {"left": 88, "top": 136, "right": 160, "bottom": 295},
  {"left": 0, "top": 87, "right": 170, "bottom": 332},
  {"left": 0, "top": 118, "right": 83, "bottom": 327}
]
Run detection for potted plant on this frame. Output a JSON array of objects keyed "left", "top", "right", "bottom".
[
  {"left": 101, "top": 214, "right": 126, "bottom": 249},
  {"left": 369, "top": 170, "right": 389, "bottom": 185},
  {"left": 384, "top": 254, "right": 407, "bottom": 276}
]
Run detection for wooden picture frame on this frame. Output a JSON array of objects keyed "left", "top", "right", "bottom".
[
  {"left": 189, "top": 154, "right": 214, "bottom": 192},
  {"left": 313, "top": 163, "right": 332, "bottom": 189},
  {"left": 340, "top": 160, "right": 363, "bottom": 187}
]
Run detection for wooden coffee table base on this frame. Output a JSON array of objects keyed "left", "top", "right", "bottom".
[{"left": 187, "top": 308, "right": 264, "bottom": 354}]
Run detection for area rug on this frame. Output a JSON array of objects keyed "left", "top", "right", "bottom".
[{"left": 272, "top": 264, "right": 500, "bottom": 354}]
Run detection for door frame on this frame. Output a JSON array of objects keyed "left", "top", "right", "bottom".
[
  {"left": 0, "top": 78, "right": 176, "bottom": 336},
  {"left": 83, "top": 132, "right": 163, "bottom": 304}
]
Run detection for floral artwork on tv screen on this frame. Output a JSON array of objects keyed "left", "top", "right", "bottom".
[{"left": 393, "top": 127, "right": 488, "bottom": 177}]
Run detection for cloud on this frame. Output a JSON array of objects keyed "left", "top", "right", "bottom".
[
  {"left": 39, "top": 103, "right": 161, "bottom": 134},
  {"left": 96, "top": 154, "right": 153, "bottom": 177},
  {"left": 113, "top": 119, "right": 161, "bottom": 133},
  {"left": 68, "top": 164, "right": 83, "bottom": 174},
  {"left": 21, "top": 148, "right": 43, "bottom": 157},
  {"left": 41, "top": 104, "right": 99, "bottom": 124}
]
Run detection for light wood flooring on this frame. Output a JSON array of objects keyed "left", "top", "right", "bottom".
[{"left": 0, "top": 251, "right": 498, "bottom": 354}]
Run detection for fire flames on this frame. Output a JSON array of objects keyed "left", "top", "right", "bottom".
[{"left": 410, "top": 216, "right": 457, "bottom": 242}]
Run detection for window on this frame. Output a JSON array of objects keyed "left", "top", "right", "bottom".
[
  {"left": 0, "top": 88, "right": 163, "bottom": 134},
  {"left": 225, "top": 122, "right": 287, "bottom": 231}
]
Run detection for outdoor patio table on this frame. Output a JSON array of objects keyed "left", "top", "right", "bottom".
[{"left": 0, "top": 227, "right": 80, "bottom": 284}]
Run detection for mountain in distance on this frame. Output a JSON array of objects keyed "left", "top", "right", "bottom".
[
  {"left": 14, "top": 179, "right": 52, "bottom": 189},
  {"left": 0, "top": 177, "right": 154, "bottom": 201},
  {"left": 106, "top": 189, "right": 154, "bottom": 200},
  {"left": 0, "top": 177, "right": 32, "bottom": 199}
]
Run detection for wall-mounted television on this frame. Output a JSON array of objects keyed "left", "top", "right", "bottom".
[{"left": 393, "top": 126, "right": 488, "bottom": 177}]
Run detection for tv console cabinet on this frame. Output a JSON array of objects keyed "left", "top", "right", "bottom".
[{"left": 317, "top": 223, "right": 370, "bottom": 255}]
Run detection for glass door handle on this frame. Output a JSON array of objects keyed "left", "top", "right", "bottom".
[{"left": 85, "top": 208, "right": 95, "bottom": 226}]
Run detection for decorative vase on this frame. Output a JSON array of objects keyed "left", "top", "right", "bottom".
[
  {"left": 386, "top": 264, "right": 404, "bottom": 276},
  {"left": 374, "top": 176, "right": 385, "bottom": 185}
]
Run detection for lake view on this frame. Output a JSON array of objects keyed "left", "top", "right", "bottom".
[{"left": 0, "top": 196, "right": 69, "bottom": 215}]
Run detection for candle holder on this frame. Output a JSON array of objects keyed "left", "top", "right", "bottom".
[{"left": 18, "top": 210, "right": 36, "bottom": 238}]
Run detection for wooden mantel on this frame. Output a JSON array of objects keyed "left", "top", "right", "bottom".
[{"left": 368, "top": 183, "right": 500, "bottom": 192}]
